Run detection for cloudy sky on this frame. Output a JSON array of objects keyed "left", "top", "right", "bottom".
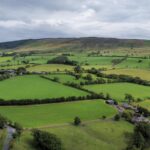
[{"left": 0, "top": 0, "right": 150, "bottom": 42}]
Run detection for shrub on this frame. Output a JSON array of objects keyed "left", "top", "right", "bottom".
[
  {"left": 114, "top": 114, "right": 120, "bottom": 121},
  {"left": 13, "top": 122, "right": 23, "bottom": 138},
  {"left": 0, "top": 114, "right": 7, "bottom": 129},
  {"left": 102, "top": 115, "right": 106, "bottom": 119},
  {"left": 32, "top": 129, "right": 62, "bottom": 150},
  {"left": 74, "top": 116, "right": 81, "bottom": 126}
]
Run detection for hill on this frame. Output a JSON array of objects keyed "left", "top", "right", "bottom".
[{"left": 0, "top": 37, "right": 150, "bottom": 53}]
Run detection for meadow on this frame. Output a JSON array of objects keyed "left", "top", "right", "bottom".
[
  {"left": 0, "top": 100, "right": 117, "bottom": 127},
  {"left": 0, "top": 75, "right": 88, "bottom": 100},
  {"left": 104, "top": 69, "right": 150, "bottom": 81},
  {"left": 11, "top": 121, "right": 133, "bottom": 150},
  {"left": 83, "top": 83, "right": 150, "bottom": 101},
  {"left": 0, "top": 56, "right": 12, "bottom": 63},
  {"left": 27, "top": 64, "right": 73, "bottom": 72},
  {"left": 44, "top": 73, "right": 86, "bottom": 84},
  {"left": 137, "top": 100, "right": 150, "bottom": 111}
]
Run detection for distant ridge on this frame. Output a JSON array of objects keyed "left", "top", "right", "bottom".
[{"left": 0, "top": 37, "right": 150, "bottom": 52}]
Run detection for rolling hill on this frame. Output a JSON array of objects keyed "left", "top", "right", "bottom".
[{"left": 0, "top": 37, "right": 150, "bottom": 53}]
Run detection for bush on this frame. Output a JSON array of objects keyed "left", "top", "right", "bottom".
[
  {"left": 127, "top": 123, "right": 150, "bottom": 150},
  {"left": 102, "top": 115, "right": 106, "bottom": 119},
  {"left": 122, "top": 112, "right": 133, "bottom": 122},
  {"left": 114, "top": 114, "right": 120, "bottom": 121},
  {"left": 0, "top": 114, "right": 7, "bottom": 129},
  {"left": 32, "top": 129, "right": 62, "bottom": 150},
  {"left": 13, "top": 122, "right": 23, "bottom": 138},
  {"left": 74, "top": 117, "right": 81, "bottom": 126}
]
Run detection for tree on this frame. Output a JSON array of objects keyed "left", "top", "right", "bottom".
[
  {"left": 53, "top": 77, "right": 59, "bottom": 82},
  {"left": 74, "top": 117, "right": 81, "bottom": 126},
  {"left": 32, "top": 129, "right": 62, "bottom": 150},
  {"left": 16, "top": 67, "right": 26, "bottom": 75},
  {"left": 13, "top": 122, "right": 23, "bottom": 138},
  {"left": 127, "top": 123, "right": 150, "bottom": 150},
  {"left": 125, "top": 94, "right": 134, "bottom": 103},
  {"left": 85, "top": 74, "right": 92, "bottom": 81},
  {"left": 114, "top": 114, "right": 120, "bottom": 121},
  {"left": 74, "top": 65, "right": 82, "bottom": 73},
  {"left": 0, "top": 115, "right": 7, "bottom": 129},
  {"left": 106, "top": 93, "right": 110, "bottom": 99},
  {"left": 133, "top": 132, "right": 145, "bottom": 149}
]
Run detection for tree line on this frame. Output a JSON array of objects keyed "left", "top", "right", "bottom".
[
  {"left": 87, "top": 68, "right": 150, "bottom": 86},
  {"left": 0, "top": 93, "right": 108, "bottom": 106}
]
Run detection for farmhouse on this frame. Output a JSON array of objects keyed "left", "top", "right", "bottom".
[
  {"left": 132, "top": 116, "right": 150, "bottom": 124},
  {"left": 106, "top": 100, "right": 115, "bottom": 105},
  {"left": 0, "top": 69, "right": 16, "bottom": 76},
  {"left": 122, "top": 103, "right": 135, "bottom": 110}
]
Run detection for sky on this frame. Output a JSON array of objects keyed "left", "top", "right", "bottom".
[{"left": 0, "top": 0, "right": 150, "bottom": 42}]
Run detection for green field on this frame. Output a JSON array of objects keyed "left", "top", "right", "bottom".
[
  {"left": 137, "top": 100, "right": 150, "bottom": 111},
  {"left": 104, "top": 69, "right": 150, "bottom": 81},
  {"left": 27, "top": 64, "right": 73, "bottom": 72},
  {"left": 44, "top": 73, "right": 86, "bottom": 84},
  {"left": 0, "top": 40, "right": 150, "bottom": 150},
  {"left": 84, "top": 83, "right": 150, "bottom": 101},
  {"left": 11, "top": 121, "right": 133, "bottom": 150},
  {"left": 69, "top": 55, "right": 118, "bottom": 65},
  {"left": 0, "top": 75, "right": 88, "bottom": 100},
  {"left": 0, "top": 100, "right": 117, "bottom": 127},
  {"left": 116, "top": 57, "right": 150, "bottom": 69},
  {"left": 0, "top": 56, "right": 12, "bottom": 63}
]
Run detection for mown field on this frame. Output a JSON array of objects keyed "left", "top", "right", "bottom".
[
  {"left": 84, "top": 83, "right": 150, "bottom": 101},
  {"left": 11, "top": 121, "right": 133, "bottom": 150},
  {"left": 0, "top": 75, "right": 88, "bottom": 100},
  {"left": 0, "top": 100, "right": 117, "bottom": 127},
  {"left": 104, "top": 69, "right": 150, "bottom": 81}
]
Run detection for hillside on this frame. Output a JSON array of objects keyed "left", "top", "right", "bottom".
[{"left": 0, "top": 37, "right": 150, "bottom": 53}]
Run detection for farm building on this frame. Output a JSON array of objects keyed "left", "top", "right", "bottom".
[{"left": 106, "top": 100, "right": 115, "bottom": 105}]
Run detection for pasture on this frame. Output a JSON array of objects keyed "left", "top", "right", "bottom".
[
  {"left": 27, "top": 64, "right": 73, "bottom": 72},
  {"left": 69, "top": 55, "right": 118, "bottom": 65},
  {"left": 0, "top": 75, "right": 88, "bottom": 100},
  {"left": 137, "top": 100, "right": 150, "bottom": 111},
  {"left": 11, "top": 121, "right": 133, "bottom": 150},
  {"left": 104, "top": 69, "right": 150, "bottom": 81},
  {"left": 116, "top": 57, "right": 150, "bottom": 69},
  {"left": 44, "top": 73, "right": 86, "bottom": 84},
  {"left": 0, "top": 100, "right": 117, "bottom": 127},
  {"left": 83, "top": 83, "right": 150, "bottom": 101},
  {"left": 0, "top": 56, "right": 12, "bottom": 63}
]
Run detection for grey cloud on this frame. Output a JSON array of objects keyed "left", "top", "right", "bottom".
[{"left": 0, "top": 0, "right": 150, "bottom": 42}]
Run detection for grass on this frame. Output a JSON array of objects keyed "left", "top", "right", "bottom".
[
  {"left": 69, "top": 55, "right": 119, "bottom": 65},
  {"left": 0, "top": 75, "right": 88, "bottom": 100},
  {"left": 44, "top": 73, "right": 86, "bottom": 84},
  {"left": 136, "top": 100, "right": 150, "bottom": 111},
  {"left": 0, "top": 56, "right": 12, "bottom": 63},
  {"left": 11, "top": 121, "right": 133, "bottom": 150},
  {"left": 104, "top": 69, "right": 150, "bottom": 81},
  {"left": 0, "top": 129, "right": 6, "bottom": 149},
  {"left": 83, "top": 83, "right": 150, "bottom": 101},
  {"left": 27, "top": 64, "right": 73, "bottom": 72},
  {"left": 0, "top": 100, "right": 117, "bottom": 127},
  {"left": 116, "top": 57, "right": 150, "bottom": 69}
]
